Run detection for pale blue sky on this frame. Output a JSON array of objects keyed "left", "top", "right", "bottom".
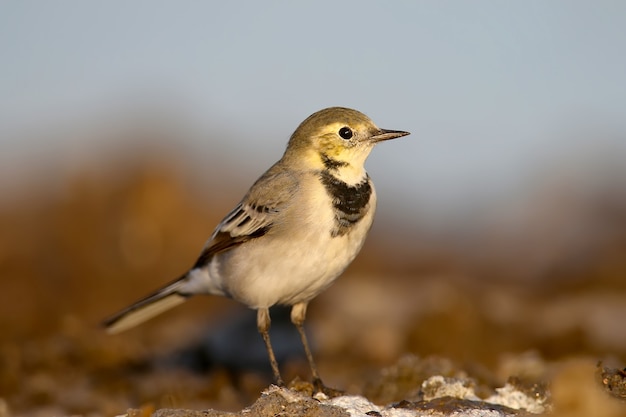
[{"left": 1, "top": 1, "right": 625, "bottom": 224}]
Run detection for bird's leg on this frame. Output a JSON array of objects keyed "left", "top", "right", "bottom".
[
  {"left": 257, "top": 308, "right": 284, "bottom": 386},
  {"left": 290, "top": 302, "right": 322, "bottom": 385},
  {"left": 291, "top": 303, "right": 343, "bottom": 397}
]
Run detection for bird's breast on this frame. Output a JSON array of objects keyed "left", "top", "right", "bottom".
[
  {"left": 318, "top": 170, "right": 374, "bottom": 237},
  {"left": 208, "top": 171, "right": 377, "bottom": 309}
]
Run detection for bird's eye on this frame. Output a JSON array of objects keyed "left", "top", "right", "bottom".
[{"left": 338, "top": 127, "right": 353, "bottom": 140}]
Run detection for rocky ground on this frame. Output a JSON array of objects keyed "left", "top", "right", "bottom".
[{"left": 121, "top": 357, "right": 626, "bottom": 417}]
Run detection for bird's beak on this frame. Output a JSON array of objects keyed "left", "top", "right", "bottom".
[{"left": 371, "top": 129, "right": 410, "bottom": 142}]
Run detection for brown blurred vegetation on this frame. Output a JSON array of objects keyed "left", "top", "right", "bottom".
[{"left": 1, "top": 127, "right": 626, "bottom": 416}]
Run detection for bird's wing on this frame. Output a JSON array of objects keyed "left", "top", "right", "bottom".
[{"left": 193, "top": 165, "right": 298, "bottom": 268}]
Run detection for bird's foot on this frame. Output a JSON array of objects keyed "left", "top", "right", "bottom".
[
  {"left": 286, "top": 377, "right": 343, "bottom": 398},
  {"left": 312, "top": 377, "right": 344, "bottom": 398}
]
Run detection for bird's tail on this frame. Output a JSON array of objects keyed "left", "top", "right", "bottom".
[{"left": 103, "top": 275, "right": 190, "bottom": 334}]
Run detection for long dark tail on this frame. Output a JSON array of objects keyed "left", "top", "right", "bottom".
[{"left": 103, "top": 275, "right": 190, "bottom": 334}]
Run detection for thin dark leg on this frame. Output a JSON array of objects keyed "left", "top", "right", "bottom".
[
  {"left": 290, "top": 303, "right": 320, "bottom": 383},
  {"left": 294, "top": 319, "right": 321, "bottom": 383},
  {"left": 291, "top": 302, "right": 346, "bottom": 397},
  {"left": 257, "top": 308, "right": 284, "bottom": 386}
]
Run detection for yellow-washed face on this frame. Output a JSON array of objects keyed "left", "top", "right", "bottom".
[{"left": 284, "top": 107, "right": 382, "bottom": 182}]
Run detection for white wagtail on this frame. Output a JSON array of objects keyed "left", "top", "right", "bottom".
[{"left": 104, "top": 107, "right": 409, "bottom": 391}]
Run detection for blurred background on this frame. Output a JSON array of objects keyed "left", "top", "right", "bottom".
[{"left": 1, "top": 1, "right": 626, "bottom": 416}]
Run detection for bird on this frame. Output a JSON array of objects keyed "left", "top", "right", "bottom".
[{"left": 103, "top": 106, "right": 409, "bottom": 391}]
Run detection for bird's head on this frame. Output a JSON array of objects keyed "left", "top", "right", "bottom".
[{"left": 283, "top": 107, "right": 409, "bottom": 182}]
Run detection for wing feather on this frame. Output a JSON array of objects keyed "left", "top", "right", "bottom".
[{"left": 193, "top": 165, "right": 298, "bottom": 268}]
